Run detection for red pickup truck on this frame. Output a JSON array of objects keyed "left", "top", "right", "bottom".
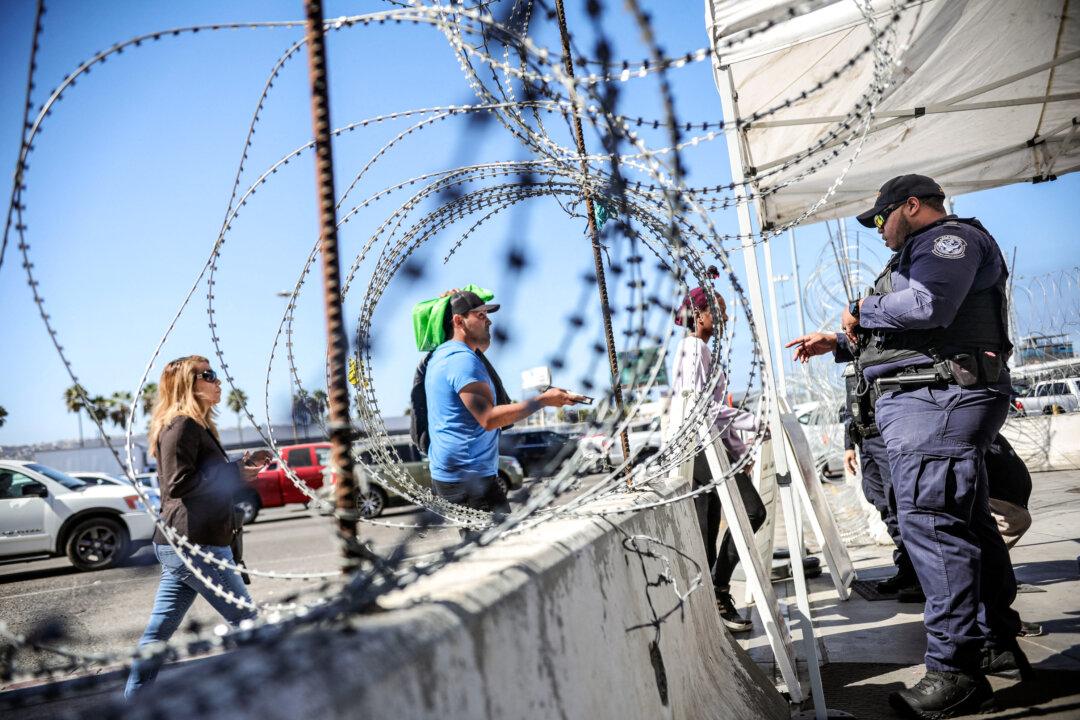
[{"left": 234, "top": 443, "right": 330, "bottom": 524}]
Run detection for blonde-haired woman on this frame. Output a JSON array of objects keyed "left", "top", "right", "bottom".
[{"left": 125, "top": 355, "right": 269, "bottom": 698}]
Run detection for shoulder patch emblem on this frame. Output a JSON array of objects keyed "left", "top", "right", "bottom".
[{"left": 932, "top": 235, "right": 966, "bottom": 259}]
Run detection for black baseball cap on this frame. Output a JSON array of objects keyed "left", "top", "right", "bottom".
[
  {"left": 856, "top": 174, "right": 945, "bottom": 228},
  {"left": 449, "top": 290, "right": 500, "bottom": 315}
]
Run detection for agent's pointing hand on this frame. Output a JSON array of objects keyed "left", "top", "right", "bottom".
[{"left": 784, "top": 332, "right": 838, "bottom": 363}]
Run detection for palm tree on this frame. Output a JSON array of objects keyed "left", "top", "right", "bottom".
[
  {"left": 291, "top": 392, "right": 313, "bottom": 441},
  {"left": 310, "top": 390, "right": 328, "bottom": 423},
  {"left": 64, "top": 384, "right": 89, "bottom": 447},
  {"left": 226, "top": 387, "right": 248, "bottom": 444},
  {"left": 107, "top": 391, "right": 133, "bottom": 430},
  {"left": 0, "top": 405, "right": 8, "bottom": 429},
  {"left": 87, "top": 395, "right": 110, "bottom": 424},
  {"left": 141, "top": 383, "right": 158, "bottom": 417}
]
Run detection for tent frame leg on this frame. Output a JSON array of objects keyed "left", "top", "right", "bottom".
[
  {"left": 715, "top": 60, "right": 833, "bottom": 720},
  {"left": 699, "top": 422, "right": 803, "bottom": 703}
]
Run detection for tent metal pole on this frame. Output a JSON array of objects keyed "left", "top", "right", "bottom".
[
  {"left": 763, "top": 235, "right": 788, "bottom": 399},
  {"left": 750, "top": 90, "right": 1080, "bottom": 129},
  {"left": 1008, "top": 246, "right": 1022, "bottom": 367},
  {"left": 789, "top": 229, "right": 806, "bottom": 337},
  {"left": 717, "top": 62, "right": 826, "bottom": 718},
  {"left": 756, "top": 87, "right": 1080, "bottom": 174}
]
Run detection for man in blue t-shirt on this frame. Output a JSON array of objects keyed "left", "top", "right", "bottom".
[{"left": 426, "top": 290, "right": 581, "bottom": 513}]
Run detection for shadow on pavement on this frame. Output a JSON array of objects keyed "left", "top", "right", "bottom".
[
  {"left": 820, "top": 663, "right": 1080, "bottom": 720},
  {"left": 0, "top": 547, "right": 157, "bottom": 584},
  {"left": 1011, "top": 558, "right": 1080, "bottom": 588},
  {"left": 0, "top": 564, "right": 82, "bottom": 584},
  {"left": 819, "top": 662, "right": 909, "bottom": 719}
]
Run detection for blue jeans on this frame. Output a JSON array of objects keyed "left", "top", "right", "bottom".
[
  {"left": 124, "top": 543, "right": 256, "bottom": 698},
  {"left": 876, "top": 382, "right": 1019, "bottom": 673}
]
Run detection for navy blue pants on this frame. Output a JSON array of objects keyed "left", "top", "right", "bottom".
[
  {"left": 876, "top": 382, "right": 1020, "bottom": 673},
  {"left": 859, "top": 434, "right": 914, "bottom": 578}
]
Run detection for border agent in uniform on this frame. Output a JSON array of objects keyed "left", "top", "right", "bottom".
[{"left": 787, "top": 175, "right": 1029, "bottom": 719}]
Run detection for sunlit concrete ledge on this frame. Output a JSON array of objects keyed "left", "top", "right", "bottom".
[{"left": 112, "top": 471, "right": 788, "bottom": 720}]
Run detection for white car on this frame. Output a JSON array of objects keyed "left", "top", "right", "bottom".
[
  {"left": 71, "top": 471, "right": 162, "bottom": 511},
  {"left": 0, "top": 460, "right": 155, "bottom": 571},
  {"left": 1014, "top": 377, "right": 1080, "bottom": 416},
  {"left": 792, "top": 401, "right": 846, "bottom": 480}
]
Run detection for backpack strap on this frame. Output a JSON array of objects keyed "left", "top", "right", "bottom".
[{"left": 410, "top": 351, "right": 435, "bottom": 454}]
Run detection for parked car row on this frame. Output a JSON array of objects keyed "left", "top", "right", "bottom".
[
  {"left": 578, "top": 417, "right": 663, "bottom": 470},
  {"left": 246, "top": 441, "right": 525, "bottom": 521},
  {"left": 313, "top": 441, "right": 524, "bottom": 519},
  {"left": 0, "top": 427, "right": 586, "bottom": 574},
  {"left": 498, "top": 429, "right": 578, "bottom": 477},
  {"left": 237, "top": 429, "right": 589, "bottom": 522}
]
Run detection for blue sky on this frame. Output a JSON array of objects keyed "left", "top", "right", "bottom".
[{"left": 2, "top": 1, "right": 1078, "bottom": 448}]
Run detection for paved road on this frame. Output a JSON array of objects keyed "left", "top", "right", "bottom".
[
  {"left": 0, "top": 476, "right": 603, "bottom": 692},
  {"left": 1, "top": 498, "right": 482, "bottom": 683}
]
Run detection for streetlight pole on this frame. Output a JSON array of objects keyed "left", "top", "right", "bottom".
[{"left": 277, "top": 291, "right": 300, "bottom": 443}]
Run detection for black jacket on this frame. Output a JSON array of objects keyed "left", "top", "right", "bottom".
[{"left": 154, "top": 416, "right": 243, "bottom": 546}]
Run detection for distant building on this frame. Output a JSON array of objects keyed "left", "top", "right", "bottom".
[{"left": 1018, "top": 334, "right": 1075, "bottom": 364}]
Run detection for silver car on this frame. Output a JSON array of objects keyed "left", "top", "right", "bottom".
[
  {"left": 71, "top": 471, "right": 162, "bottom": 511},
  {"left": 317, "top": 439, "right": 524, "bottom": 518}
]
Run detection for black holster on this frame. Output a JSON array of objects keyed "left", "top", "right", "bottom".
[{"left": 934, "top": 351, "right": 1004, "bottom": 388}]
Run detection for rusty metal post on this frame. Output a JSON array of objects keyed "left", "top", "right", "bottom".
[
  {"left": 553, "top": 0, "right": 632, "bottom": 475},
  {"left": 301, "top": 0, "right": 360, "bottom": 572}
]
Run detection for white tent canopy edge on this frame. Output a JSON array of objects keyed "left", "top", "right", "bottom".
[{"left": 706, "top": 0, "right": 1080, "bottom": 228}]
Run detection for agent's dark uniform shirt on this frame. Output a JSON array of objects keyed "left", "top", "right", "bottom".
[{"left": 835, "top": 217, "right": 1009, "bottom": 382}]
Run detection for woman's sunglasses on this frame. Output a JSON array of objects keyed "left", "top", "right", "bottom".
[{"left": 195, "top": 369, "right": 219, "bottom": 383}]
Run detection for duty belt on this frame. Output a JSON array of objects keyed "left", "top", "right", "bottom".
[
  {"left": 873, "top": 366, "right": 947, "bottom": 395},
  {"left": 874, "top": 351, "right": 1005, "bottom": 394}
]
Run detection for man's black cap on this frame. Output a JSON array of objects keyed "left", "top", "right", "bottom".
[
  {"left": 856, "top": 174, "right": 945, "bottom": 228},
  {"left": 449, "top": 290, "right": 500, "bottom": 316}
]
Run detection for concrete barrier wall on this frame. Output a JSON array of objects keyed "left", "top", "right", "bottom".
[
  {"left": 117, "top": 473, "right": 788, "bottom": 720},
  {"left": 1002, "top": 413, "right": 1080, "bottom": 472}
]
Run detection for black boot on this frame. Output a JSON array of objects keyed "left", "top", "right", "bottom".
[
  {"left": 875, "top": 569, "right": 916, "bottom": 594},
  {"left": 897, "top": 584, "right": 927, "bottom": 603},
  {"left": 889, "top": 670, "right": 994, "bottom": 719},
  {"left": 981, "top": 641, "right": 1035, "bottom": 681}
]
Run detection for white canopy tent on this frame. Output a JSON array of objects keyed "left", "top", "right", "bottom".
[{"left": 706, "top": 0, "right": 1080, "bottom": 228}]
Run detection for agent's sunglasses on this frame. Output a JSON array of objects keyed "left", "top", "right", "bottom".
[
  {"left": 874, "top": 203, "right": 899, "bottom": 229},
  {"left": 195, "top": 369, "right": 219, "bottom": 383}
]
